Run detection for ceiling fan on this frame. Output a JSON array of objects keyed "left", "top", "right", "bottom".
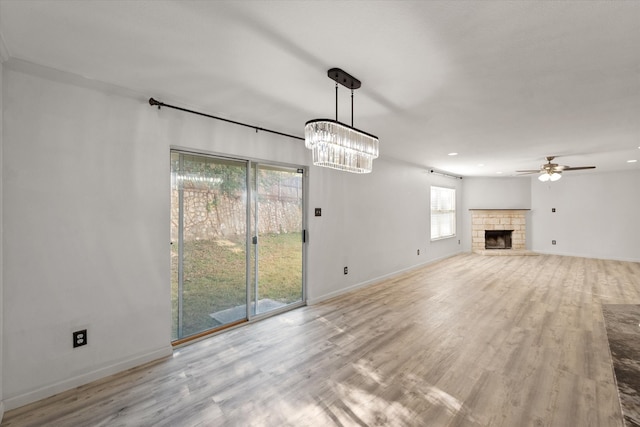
[{"left": 517, "top": 156, "right": 596, "bottom": 182}]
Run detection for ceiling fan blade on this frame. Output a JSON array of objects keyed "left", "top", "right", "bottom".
[
  {"left": 563, "top": 166, "right": 596, "bottom": 171},
  {"left": 515, "top": 170, "right": 542, "bottom": 173}
]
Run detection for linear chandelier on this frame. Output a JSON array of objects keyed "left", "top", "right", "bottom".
[{"left": 305, "top": 68, "right": 379, "bottom": 174}]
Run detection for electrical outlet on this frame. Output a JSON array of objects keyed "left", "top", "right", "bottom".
[
  {"left": 315, "top": 208, "right": 322, "bottom": 217},
  {"left": 73, "top": 329, "right": 87, "bottom": 348},
  {"left": 344, "top": 266, "right": 348, "bottom": 275},
  {"left": 552, "top": 208, "right": 556, "bottom": 213},
  {"left": 417, "top": 249, "right": 420, "bottom": 255},
  {"left": 552, "top": 240, "right": 557, "bottom": 245}
]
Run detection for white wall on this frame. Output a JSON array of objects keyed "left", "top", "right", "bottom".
[
  {"left": 460, "top": 177, "right": 532, "bottom": 252},
  {"left": 3, "top": 64, "right": 174, "bottom": 409},
  {"left": 530, "top": 170, "right": 640, "bottom": 262},
  {"left": 2, "top": 61, "right": 463, "bottom": 409},
  {"left": 307, "top": 160, "right": 463, "bottom": 304}
]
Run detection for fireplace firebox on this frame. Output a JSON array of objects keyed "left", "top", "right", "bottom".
[{"left": 485, "top": 230, "right": 513, "bottom": 249}]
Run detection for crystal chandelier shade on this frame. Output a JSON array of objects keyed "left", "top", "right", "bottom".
[
  {"left": 305, "top": 119, "right": 379, "bottom": 174},
  {"left": 305, "top": 68, "right": 379, "bottom": 174}
]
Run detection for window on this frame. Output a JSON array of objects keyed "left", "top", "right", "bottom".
[{"left": 431, "top": 186, "right": 456, "bottom": 240}]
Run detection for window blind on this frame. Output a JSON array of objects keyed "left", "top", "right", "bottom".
[{"left": 431, "top": 186, "right": 456, "bottom": 240}]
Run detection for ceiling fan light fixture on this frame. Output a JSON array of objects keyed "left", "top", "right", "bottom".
[
  {"left": 538, "top": 171, "right": 562, "bottom": 182},
  {"left": 521, "top": 156, "right": 594, "bottom": 182},
  {"left": 305, "top": 68, "right": 379, "bottom": 174}
]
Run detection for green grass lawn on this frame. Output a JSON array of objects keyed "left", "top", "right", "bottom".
[{"left": 171, "top": 232, "right": 302, "bottom": 340}]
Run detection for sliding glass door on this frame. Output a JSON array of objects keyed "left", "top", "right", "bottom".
[
  {"left": 250, "top": 165, "right": 304, "bottom": 316},
  {"left": 171, "top": 152, "right": 249, "bottom": 340},
  {"left": 171, "top": 151, "right": 304, "bottom": 342}
]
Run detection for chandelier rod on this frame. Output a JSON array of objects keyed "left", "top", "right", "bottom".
[
  {"left": 328, "top": 68, "right": 362, "bottom": 128},
  {"left": 351, "top": 89, "right": 354, "bottom": 127},
  {"left": 335, "top": 83, "right": 338, "bottom": 122},
  {"left": 148, "top": 98, "right": 304, "bottom": 141}
]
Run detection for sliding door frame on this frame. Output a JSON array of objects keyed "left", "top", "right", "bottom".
[{"left": 171, "top": 147, "right": 307, "bottom": 345}]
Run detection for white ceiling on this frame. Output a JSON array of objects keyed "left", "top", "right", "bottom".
[{"left": 1, "top": 0, "right": 639, "bottom": 177}]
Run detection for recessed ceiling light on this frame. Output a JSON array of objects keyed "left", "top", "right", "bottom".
[
  {"left": 448, "top": 152, "right": 458, "bottom": 156},
  {"left": 628, "top": 159, "right": 638, "bottom": 163}
]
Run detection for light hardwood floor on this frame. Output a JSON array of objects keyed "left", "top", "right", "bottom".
[{"left": 3, "top": 254, "right": 640, "bottom": 426}]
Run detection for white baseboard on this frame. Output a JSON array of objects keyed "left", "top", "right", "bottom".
[
  {"left": 4, "top": 345, "right": 173, "bottom": 412},
  {"left": 307, "top": 252, "right": 460, "bottom": 306}
]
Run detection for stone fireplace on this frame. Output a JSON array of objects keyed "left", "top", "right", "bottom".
[{"left": 470, "top": 209, "right": 528, "bottom": 254}]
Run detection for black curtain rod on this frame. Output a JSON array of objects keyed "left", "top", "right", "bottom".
[
  {"left": 429, "top": 169, "right": 463, "bottom": 180},
  {"left": 148, "top": 98, "right": 305, "bottom": 141}
]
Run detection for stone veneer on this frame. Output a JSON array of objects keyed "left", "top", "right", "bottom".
[{"left": 470, "top": 210, "right": 528, "bottom": 253}]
